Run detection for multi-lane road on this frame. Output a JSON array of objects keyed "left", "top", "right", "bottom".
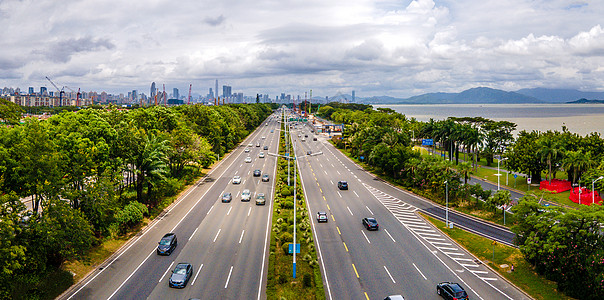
[{"left": 61, "top": 108, "right": 528, "bottom": 300}]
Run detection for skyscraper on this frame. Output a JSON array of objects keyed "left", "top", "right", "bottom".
[
  {"left": 28, "top": 87, "right": 34, "bottom": 94},
  {"left": 215, "top": 80, "right": 218, "bottom": 101},
  {"left": 40, "top": 87, "right": 48, "bottom": 95},
  {"left": 150, "top": 82, "right": 156, "bottom": 98},
  {"left": 352, "top": 90, "right": 355, "bottom": 102},
  {"left": 223, "top": 85, "right": 231, "bottom": 99},
  {"left": 173, "top": 88, "right": 179, "bottom": 100}
]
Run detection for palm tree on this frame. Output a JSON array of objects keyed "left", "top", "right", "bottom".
[
  {"left": 562, "top": 150, "right": 596, "bottom": 185},
  {"left": 538, "top": 138, "right": 562, "bottom": 184},
  {"left": 458, "top": 161, "right": 473, "bottom": 184}
]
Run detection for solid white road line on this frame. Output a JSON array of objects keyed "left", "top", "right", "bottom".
[
  {"left": 213, "top": 229, "right": 221, "bottom": 243},
  {"left": 365, "top": 206, "right": 373, "bottom": 215},
  {"left": 384, "top": 266, "right": 396, "bottom": 283},
  {"left": 106, "top": 249, "right": 155, "bottom": 300},
  {"left": 189, "top": 228, "right": 198, "bottom": 241},
  {"left": 225, "top": 266, "right": 233, "bottom": 288},
  {"left": 239, "top": 230, "right": 245, "bottom": 243},
  {"left": 384, "top": 229, "right": 396, "bottom": 243},
  {"left": 412, "top": 263, "right": 427, "bottom": 280},
  {"left": 347, "top": 206, "right": 354, "bottom": 215},
  {"left": 158, "top": 261, "right": 175, "bottom": 283},
  {"left": 191, "top": 264, "right": 204, "bottom": 286},
  {"left": 361, "top": 230, "right": 371, "bottom": 244}
]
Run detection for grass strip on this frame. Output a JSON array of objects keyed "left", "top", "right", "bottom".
[{"left": 420, "top": 212, "right": 572, "bottom": 300}]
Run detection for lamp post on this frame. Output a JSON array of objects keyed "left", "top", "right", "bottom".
[
  {"left": 592, "top": 176, "right": 604, "bottom": 205},
  {"left": 292, "top": 139, "right": 297, "bottom": 278},
  {"left": 444, "top": 180, "right": 449, "bottom": 227},
  {"left": 497, "top": 157, "right": 508, "bottom": 190}
]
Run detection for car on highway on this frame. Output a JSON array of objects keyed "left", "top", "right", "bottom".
[
  {"left": 169, "top": 263, "right": 192, "bottom": 288},
  {"left": 301, "top": 137, "right": 305, "bottom": 142},
  {"left": 262, "top": 174, "right": 270, "bottom": 182},
  {"left": 248, "top": 143, "right": 253, "bottom": 147},
  {"left": 304, "top": 134, "right": 308, "bottom": 138},
  {"left": 256, "top": 193, "right": 266, "bottom": 205},
  {"left": 270, "top": 130, "right": 274, "bottom": 133},
  {"left": 264, "top": 145, "right": 269, "bottom": 150},
  {"left": 307, "top": 150, "right": 312, "bottom": 155},
  {"left": 338, "top": 181, "right": 348, "bottom": 190},
  {"left": 317, "top": 211, "right": 328, "bottom": 223},
  {"left": 232, "top": 175, "right": 241, "bottom": 184},
  {"left": 222, "top": 192, "right": 232, "bottom": 203},
  {"left": 157, "top": 233, "right": 178, "bottom": 255},
  {"left": 253, "top": 169, "right": 261, "bottom": 177},
  {"left": 256, "top": 142, "right": 261, "bottom": 147},
  {"left": 244, "top": 148, "right": 250, "bottom": 153},
  {"left": 384, "top": 296, "right": 404, "bottom": 300},
  {"left": 245, "top": 157, "right": 252, "bottom": 163},
  {"left": 241, "top": 189, "right": 251, "bottom": 202},
  {"left": 362, "top": 217, "right": 379, "bottom": 230},
  {"left": 259, "top": 152, "right": 265, "bottom": 158},
  {"left": 262, "top": 136, "right": 266, "bottom": 139},
  {"left": 313, "top": 137, "right": 317, "bottom": 141},
  {"left": 437, "top": 282, "right": 468, "bottom": 300}
]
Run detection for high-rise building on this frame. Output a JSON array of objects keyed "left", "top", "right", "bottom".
[
  {"left": 40, "top": 87, "right": 48, "bottom": 95},
  {"left": 150, "top": 82, "right": 156, "bottom": 98},
  {"left": 208, "top": 88, "right": 214, "bottom": 99},
  {"left": 28, "top": 87, "right": 34, "bottom": 94},
  {"left": 132, "top": 90, "right": 138, "bottom": 101},
  {"left": 215, "top": 80, "right": 218, "bottom": 101},
  {"left": 352, "top": 90, "right": 355, "bottom": 102},
  {"left": 173, "top": 88, "right": 179, "bottom": 100},
  {"left": 222, "top": 85, "right": 231, "bottom": 98}
]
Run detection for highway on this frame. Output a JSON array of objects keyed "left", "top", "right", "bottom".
[
  {"left": 60, "top": 112, "right": 282, "bottom": 300},
  {"left": 289, "top": 114, "right": 528, "bottom": 300}
]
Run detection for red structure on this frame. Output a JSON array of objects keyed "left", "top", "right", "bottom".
[
  {"left": 540, "top": 179, "right": 572, "bottom": 193},
  {"left": 569, "top": 187, "right": 603, "bottom": 205}
]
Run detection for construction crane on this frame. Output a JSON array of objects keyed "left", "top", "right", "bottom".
[
  {"left": 64, "top": 86, "right": 81, "bottom": 106},
  {"left": 163, "top": 84, "right": 167, "bottom": 106},
  {"left": 187, "top": 84, "right": 192, "bottom": 105},
  {"left": 45, "top": 76, "right": 65, "bottom": 106}
]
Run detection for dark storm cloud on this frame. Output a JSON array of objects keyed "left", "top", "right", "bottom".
[
  {"left": 34, "top": 37, "right": 115, "bottom": 63},
  {"left": 204, "top": 15, "right": 225, "bottom": 26}
]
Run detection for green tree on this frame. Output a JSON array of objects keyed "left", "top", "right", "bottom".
[
  {"left": 506, "top": 131, "right": 546, "bottom": 183},
  {"left": 0, "top": 98, "right": 24, "bottom": 125},
  {"left": 538, "top": 135, "right": 564, "bottom": 184},
  {"left": 486, "top": 190, "right": 511, "bottom": 215}
]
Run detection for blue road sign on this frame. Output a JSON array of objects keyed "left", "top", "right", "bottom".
[
  {"left": 360, "top": 156, "right": 365, "bottom": 160},
  {"left": 288, "top": 243, "right": 300, "bottom": 254},
  {"left": 422, "top": 139, "right": 434, "bottom": 146},
  {"left": 514, "top": 174, "right": 518, "bottom": 179}
]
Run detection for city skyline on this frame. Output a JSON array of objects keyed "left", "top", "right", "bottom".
[{"left": 1, "top": 0, "right": 604, "bottom": 98}]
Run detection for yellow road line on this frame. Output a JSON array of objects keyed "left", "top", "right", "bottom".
[
  {"left": 337, "top": 226, "right": 341, "bottom": 234},
  {"left": 364, "top": 292, "right": 369, "bottom": 300},
  {"left": 326, "top": 204, "right": 330, "bottom": 210},
  {"left": 343, "top": 242, "right": 348, "bottom": 252},
  {"left": 322, "top": 195, "right": 326, "bottom": 201},
  {"left": 331, "top": 215, "right": 335, "bottom": 221},
  {"left": 352, "top": 263, "right": 359, "bottom": 278},
  {"left": 319, "top": 188, "right": 323, "bottom": 193}
]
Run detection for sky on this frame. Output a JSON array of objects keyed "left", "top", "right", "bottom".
[{"left": 1, "top": 0, "right": 604, "bottom": 99}]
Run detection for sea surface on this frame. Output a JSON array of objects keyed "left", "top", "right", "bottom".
[{"left": 374, "top": 104, "right": 604, "bottom": 137}]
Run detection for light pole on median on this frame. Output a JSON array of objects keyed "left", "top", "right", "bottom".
[
  {"left": 497, "top": 157, "right": 508, "bottom": 190},
  {"left": 593, "top": 176, "right": 604, "bottom": 205},
  {"left": 444, "top": 180, "right": 449, "bottom": 227}
]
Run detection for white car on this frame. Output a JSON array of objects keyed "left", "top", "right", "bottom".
[
  {"left": 262, "top": 136, "right": 266, "bottom": 139},
  {"left": 241, "top": 189, "right": 251, "bottom": 202},
  {"left": 232, "top": 175, "right": 241, "bottom": 184},
  {"left": 259, "top": 152, "right": 265, "bottom": 158},
  {"left": 248, "top": 143, "right": 253, "bottom": 147},
  {"left": 245, "top": 157, "right": 252, "bottom": 163},
  {"left": 244, "top": 148, "right": 250, "bottom": 153}
]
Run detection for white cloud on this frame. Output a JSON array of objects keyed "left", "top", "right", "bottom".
[{"left": 1, "top": 0, "right": 604, "bottom": 97}]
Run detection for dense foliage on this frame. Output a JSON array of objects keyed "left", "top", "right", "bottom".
[{"left": 0, "top": 102, "right": 273, "bottom": 298}]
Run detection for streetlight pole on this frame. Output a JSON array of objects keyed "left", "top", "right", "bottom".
[
  {"left": 292, "top": 138, "right": 297, "bottom": 278},
  {"left": 444, "top": 180, "right": 449, "bottom": 227},
  {"left": 497, "top": 157, "right": 508, "bottom": 190},
  {"left": 592, "top": 176, "right": 604, "bottom": 205}
]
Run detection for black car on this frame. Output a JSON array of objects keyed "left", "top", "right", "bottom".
[
  {"left": 253, "top": 169, "right": 261, "bottom": 176},
  {"left": 313, "top": 137, "right": 317, "bottom": 141},
  {"left": 317, "top": 211, "right": 328, "bottom": 223},
  {"left": 362, "top": 217, "right": 379, "bottom": 230},
  {"left": 169, "top": 263, "right": 192, "bottom": 288},
  {"left": 264, "top": 145, "right": 269, "bottom": 150},
  {"left": 157, "top": 233, "right": 178, "bottom": 255},
  {"left": 307, "top": 150, "right": 312, "bottom": 155},
  {"left": 437, "top": 282, "right": 469, "bottom": 300},
  {"left": 222, "top": 192, "right": 232, "bottom": 203},
  {"left": 304, "top": 134, "right": 308, "bottom": 138},
  {"left": 338, "top": 181, "right": 348, "bottom": 190}
]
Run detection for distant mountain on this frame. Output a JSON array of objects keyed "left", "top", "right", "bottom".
[
  {"left": 363, "top": 87, "right": 542, "bottom": 104},
  {"left": 515, "top": 88, "right": 604, "bottom": 103},
  {"left": 567, "top": 98, "right": 604, "bottom": 104}
]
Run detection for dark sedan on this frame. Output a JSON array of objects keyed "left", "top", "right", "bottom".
[
  {"left": 157, "top": 233, "right": 177, "bottom": 255},
  {"left": 253, "top": 169, "right": 261, "bottom": 177},
  {"left": 437, "top": 282, "right": 469, "bottom": 300},
  {"left": 338, "top": 181, "right": 348, "bottom": 190},
  {"left": 169, "top": 263, "right": 192, "bottom": 288},
  {"left": 362, "top": 217, "right": 379, "bottom": 230}
]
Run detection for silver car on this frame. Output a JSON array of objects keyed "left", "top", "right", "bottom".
[
  {"left": 245, "top": 157, "right": 252, "bottom": 163},
  {"left": 232, "top": 176, "right": 241, "bottom": 184},
  {"left": 259, "top": 152, "right": 265, "bottom": 158},
  {"left": 255, "top": 193, "right": 266, "bottom": 205},
  {"left": 241, "top": 189, "right": 251, "bottom": 202}
]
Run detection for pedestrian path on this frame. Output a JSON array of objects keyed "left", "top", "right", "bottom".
[{"left": 362, "top": 183, "right": 501, "bottom": 283}]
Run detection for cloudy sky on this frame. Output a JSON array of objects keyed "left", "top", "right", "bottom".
[{"left": 1, "top": 0, "right": 603, "bottom": 98}]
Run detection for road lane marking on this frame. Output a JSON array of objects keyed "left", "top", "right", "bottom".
[
  {"left": 331, "top": 163, "right": 334, "bottom": 168},
  {"left": 236, "top": 191, "right": 240, "bottom": 197},
  {"left": 361, "top": 230, "right": 370, "bottom": 243},
  {"left": 225, "top": 266, "right": 234, "bottom": 288},
  {"left": 331, "top": 215, "right": 335, "bottom": 222},
  {"left": 343, "top": 242, "right": 348, "bottom": 251},
  {"left": 319, "top": 188, "right": 323, "bottom": 193},
  {"left": 106, "top": 249, "right": 155, "bottom": 300},
  {"left": 213, "top": 229, "right": 221, "bottom": 242},
  {"left": 248, "top": 207, "right": 252, "bottom": 216},
  {"left": 323, "top": 195, "right": 327, "bottom": 201},
  {"left": 354, "top": 191, "right": 359, "bottom": 197},
  {"left": 324, "top": 170, "right": 328, "bottom": 175},
  {"left": 235, "top": 170, "right": 238, "bottom": 175},
  {"left": 365, "top": 292, "right": 369, "bottom": 300},
  {"left": 347, "top": 206, "right": 353, "bottom": 215},
  {"left": 207, "top": 205, "right": 214, "bottom": 215},
  {"left": 327, "top": 204, "right": 330, "bottom": 210},
  {"left": 384, "top": 229, "right": 396, "bottom": 243},
  {"left": 159, "top": 261, "right": 175, "bottom": 282},
  {"left": 243, "top": 179, "right": 246, "bottom": 185},
  {"left": 384, "top": 266, "right": 396, "bottom": 283},
  {"left": 336, "top": 170, "right": 340, "bottom": 175},
  {"left": 337, "top": 191, "right": 342, "bottom": 197},
  {"left": 352, "top": 263, "right": 360, "bottom": 278},
  {"left": 330, "top": 180, "right": 334, "bottom": 185},
  {"left": 227, "top": 206, "right": 232, "bottom": 215},
  {"left": 337, "top": 226, "right": 341, "bottom": 234},
  {"left": 191, "top": 263, "right": 204, "bottom": 285},
  {"left": 189, "top": 228, "right": 198, "bottom": 241},
  {"left": 239, "top": 230, "right": 245, "bottom": 243},
  {"left": 365, "top": 206, "right": 373, "bottom": 215},
  {"left": 412, "top": 263, "right": 427, "bottom": 280}
]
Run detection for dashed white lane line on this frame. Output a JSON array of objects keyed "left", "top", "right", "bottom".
[
  {"left": 384, "top": 228, "right": 396, "bottom": 243},
  {"left": 227, "top": 206, "right": 232, "bottom": 215},
  {"left": 189, "top": 228, "right": 198, "bottom": 241},
  {"left": 248, "top": 207, "right": 252, "bottom": 216},
  {"left": 159, "top": 261, "right": 175, "bottom": 282},
  {"left": 347, "top": 206, "right": 354, "bottom": 215},
  {"left": 207, "top": 205, "right": 214, "bottom": 215},
  {"left": 225, "top": 266, "right": 234, "bottom": 288},
  {"left": 366, "top": 206, "right": 373, "bottom": 215},
  {"left": 361, "top": 230, "right": 371, "bottom": 244},
  {"left": 213, "top": 229, "right": 221, "bottom": 242},
  {"left": 354, "top": 191, "right": 359, "bottom": 197},
  {"left": 337, "top": 191, "right": 342, "bottom": 197},
  {"left": 413, "top": 263, "right": 428, "bottom": 280},
  {"left": 384, "top": 266, "right": 396, "bottom": 283},
  {"left": 239, "top": 230, "right": 245, "bottom": 243},
  {"left": 191, "top": 264, "right": 204, "bottom": 286}
]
